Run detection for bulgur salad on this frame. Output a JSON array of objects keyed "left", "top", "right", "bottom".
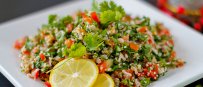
[{"left": 14, "top": 1, "right": 184, "bottom": 87}]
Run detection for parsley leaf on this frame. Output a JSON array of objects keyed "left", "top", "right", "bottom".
[
  {"left": 92, "top": 0, "right": 99, "bottom": 12},
  {"left": 100, "top": 1, "right": 125, "bottom": 15},
  {"left": 140, "top": 78, "right": 151, "bottom": 87},
  {"left": 68, "top": 43, "right": 86, "bottom": 58},
  {"left": 94, "top": 1, "right": 125, "bottom": 24},
  {"left": 84, "top": 33, "right": 103, "bottom": 51}
]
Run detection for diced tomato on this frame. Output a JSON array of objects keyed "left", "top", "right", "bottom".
[
  {"left": 33, "top": 69, "right": 40, "bottom": 80},
  {"left": 143, "top": 68, "right": 148, "bottom": 75},
  {"left": 91, "top": 12, "right": 100, "bottom": 23},
  {"left": 22, "top": 50, "right": 30, "bottom": 55},
  {"left": 44, "top": 81, "right": 51, "bottom": 87},
  {"left": 81, "top": 13, "right": 92, "bottom": 24},
  {"left": 159, "top": 29, "right": 170, "bottom": 36},
  {"left": 168, "top": 39, "right": 174, "bottom": 46},
  {"left": 137, "top": 72, "right": 145, "bottom": 77},
  {"left": 14, "top": 37, "right": 26, "bottom": 50},
  {"left": 84, "top": 17, "right": 92, "bottom": 24},
  {"left": 65, "top": 39, "right": 74, "bottom": 48},
  {"left": 169, "top": 51, "right": 176, "bottom": 61},
  {"left": 66, "top": 24, "right": 73, "bottom": 33},
  {"left": 98, "top": 62, "right": 107, "bottom": 73},
  {"left": 148, "top": 37, "right": 155, "bottom": 45},
  {"left": 138, "top": 27, "right": 148, "bottom": 33},
  {"left": 40, "top": 53, "right": 46, "bottom": 61},
  {"left": 126, "top": 69, "right": 134, "bottom": 74},
  {"left": 129, "top": 42, "right": 139, "bottom": 51},
  {"left": 171, "top": 51, "right": 176, "bottom": 59},
  {"left": 149, "top": 70, "right": 157, "bottom": 80},
  {"left": 154, "top": 64, "right": 159, "bottom": 72}
]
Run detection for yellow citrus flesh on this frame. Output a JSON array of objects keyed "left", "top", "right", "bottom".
[
  {"left": 93, "top": 73, "right": 115, "bottom": 87},
  {"left": 49, "top": 58, "right": 99, "bottom": 87}
]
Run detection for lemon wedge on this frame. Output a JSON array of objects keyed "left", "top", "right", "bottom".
[
  {"left": 49, "top": 58, "right": 98, "bottom": 87},
  {"left": 93, "top": 73, "right": 115, "bottom": 87}
]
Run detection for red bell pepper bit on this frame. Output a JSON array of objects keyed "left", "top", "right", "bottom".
[
  {"left": 91, "top": 12, "right": 100, "bottom": 23},
  {"left": 44, "top": 81, "right": 51, "bottom": 87},
  {"left": 98, "top": 61, "right": 107, "bottom": 73},
  {"left": 33, "top": 69, "right": 40, "bottom": 80},
  {"left": 40, "top": 53, "right": 46, "bottom": 61},
  {"left": 14, "top": 37, "right": 26, "bottom": 50}
]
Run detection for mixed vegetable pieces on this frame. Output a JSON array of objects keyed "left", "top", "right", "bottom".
[{"left": 14, "top": 1, "right": 184, "bottom": 87}]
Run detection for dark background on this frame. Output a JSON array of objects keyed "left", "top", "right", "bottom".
[{"left": 0, "top": 0, "right": 202, "bottom": 87}]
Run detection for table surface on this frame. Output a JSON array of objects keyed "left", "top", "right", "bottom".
[{"left": 0, "top": 0, "right": 202, "bottom": 87}]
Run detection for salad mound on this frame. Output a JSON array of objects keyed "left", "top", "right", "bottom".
[{"left": 14, "top": 1, "right": 184, "bottom": 87}]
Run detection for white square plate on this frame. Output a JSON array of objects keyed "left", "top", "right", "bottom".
[{"left": 1, "top": 0, "right": 203, "bottom": 87}]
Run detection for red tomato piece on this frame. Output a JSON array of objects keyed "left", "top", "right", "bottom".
[
  {"left": 138, "top": 27, "right": 148, "bottom": 33},
  {"left": 98, "top": 62, "right": 107, "bottom": 73},
  {"left": 14, "top": 37, "right": 26, "bottom": 50},
  {"left": 44, "top": 81, "right": 51, "bottom": 87},
  {"left": 129, "top": 42, "right": 139, "bottom": 51},
  {"left": 66, "top": 24, "right": 73, "bottom": 33},
  {"left": 40, "top": 53, "right": 46, "bottom": 61},
  {"left": 33, "top": 69, "right": 40, "bottom": 80},
  {"left": 65, "top": 39, "right": 74, "bottom": 48},
  {"left": 22, "top": 50, "right": 30, "bottom": 55},
  {"left": 91, "top": 12, "right": 100, "bottom": 23}
]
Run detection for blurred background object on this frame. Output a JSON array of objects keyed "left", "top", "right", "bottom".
[
  {"left": 157, "top": 0, "right": 203, "bottom": 32},
  {"left": 0, "top": 0, "right": 202, "bottom": 87}
]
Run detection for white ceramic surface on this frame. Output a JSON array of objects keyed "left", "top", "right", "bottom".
[{"left": 0, "top": 0, "right": 203, "bottom": 87}]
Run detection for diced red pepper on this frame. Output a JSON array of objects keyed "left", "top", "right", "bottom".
[
  {"left": 171, "top": 51, "right": 176, "bottom": 58},
  {"left": 22, "top": 50, "right": 30, "bottom": 55},
  {"left": 66, "top": 24, "right": 73, "bottom": 33},
  {"left": 44, "top": 81, "right": 51, "bottom": 87},
  {"left": 159, "top": 29, "right": 170, "bottom": 36},
  {"left": 33, "top": 69, "right": 40, "bottom": 80},
  {"left": 91, "top": 12, "right": 100, "bottom": 23},
  {"left": 65, "top": 39, "right": 74, "bottom": 48},
  {"left": 138, "top": 27, "right": 148, "bottom": 33},
  {"left": 98, "top": 62, "right": 107, "bottom": 73},
  {"left": 40, "top": 53, "right": 46, "bottom": 61},
  {"left": 168, "top": 39, "right": 174, "bottom": 46},
  {"left": 149, "top": 70, "right": 157, "bottom": 80},
  {"left": 14, "top": 37, "right": 26, "bottom": 50},
  {"left": 129, "top": 42, "right": 139, "bottom": 51},
  {"left": 81, "top": 13, "right": 92, "bottom": 24}
]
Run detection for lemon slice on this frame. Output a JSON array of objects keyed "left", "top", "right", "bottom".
[
  {"left": 93, "top": 73, "right": 115, "bottom": 87},
  {"left": 49, "top": 58, "right": 99, "bottom": 87}
]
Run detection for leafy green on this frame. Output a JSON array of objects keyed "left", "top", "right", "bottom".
[
  {"left": 121, "top": 79, "right": 134, "bottom": 87},
  {"left": 68, "top": 43, "right": 86, "bottom": 58},
  {"left": 24, "top": 37, "right": 33, "bottom": 51},
  {"left": 92, "top": 0, "right": 99, "bottom": 12},
  {"left": 91, "top": 1, "right": 125, "bottom": 24},
  {"left": 48, "top": 14, "right": 57, "bottom": 24},
  {"left": 100, "top": 10, "right": 122, "bottom": 24},
  {"left": 140, "top": 78, "right": 151, "bottom": 87},
  {"left": 84, "top": 33, "right": 103, "bottom": 51},
  {"left": 100, "top": 1, "right": 125, "bottom": 15}
]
